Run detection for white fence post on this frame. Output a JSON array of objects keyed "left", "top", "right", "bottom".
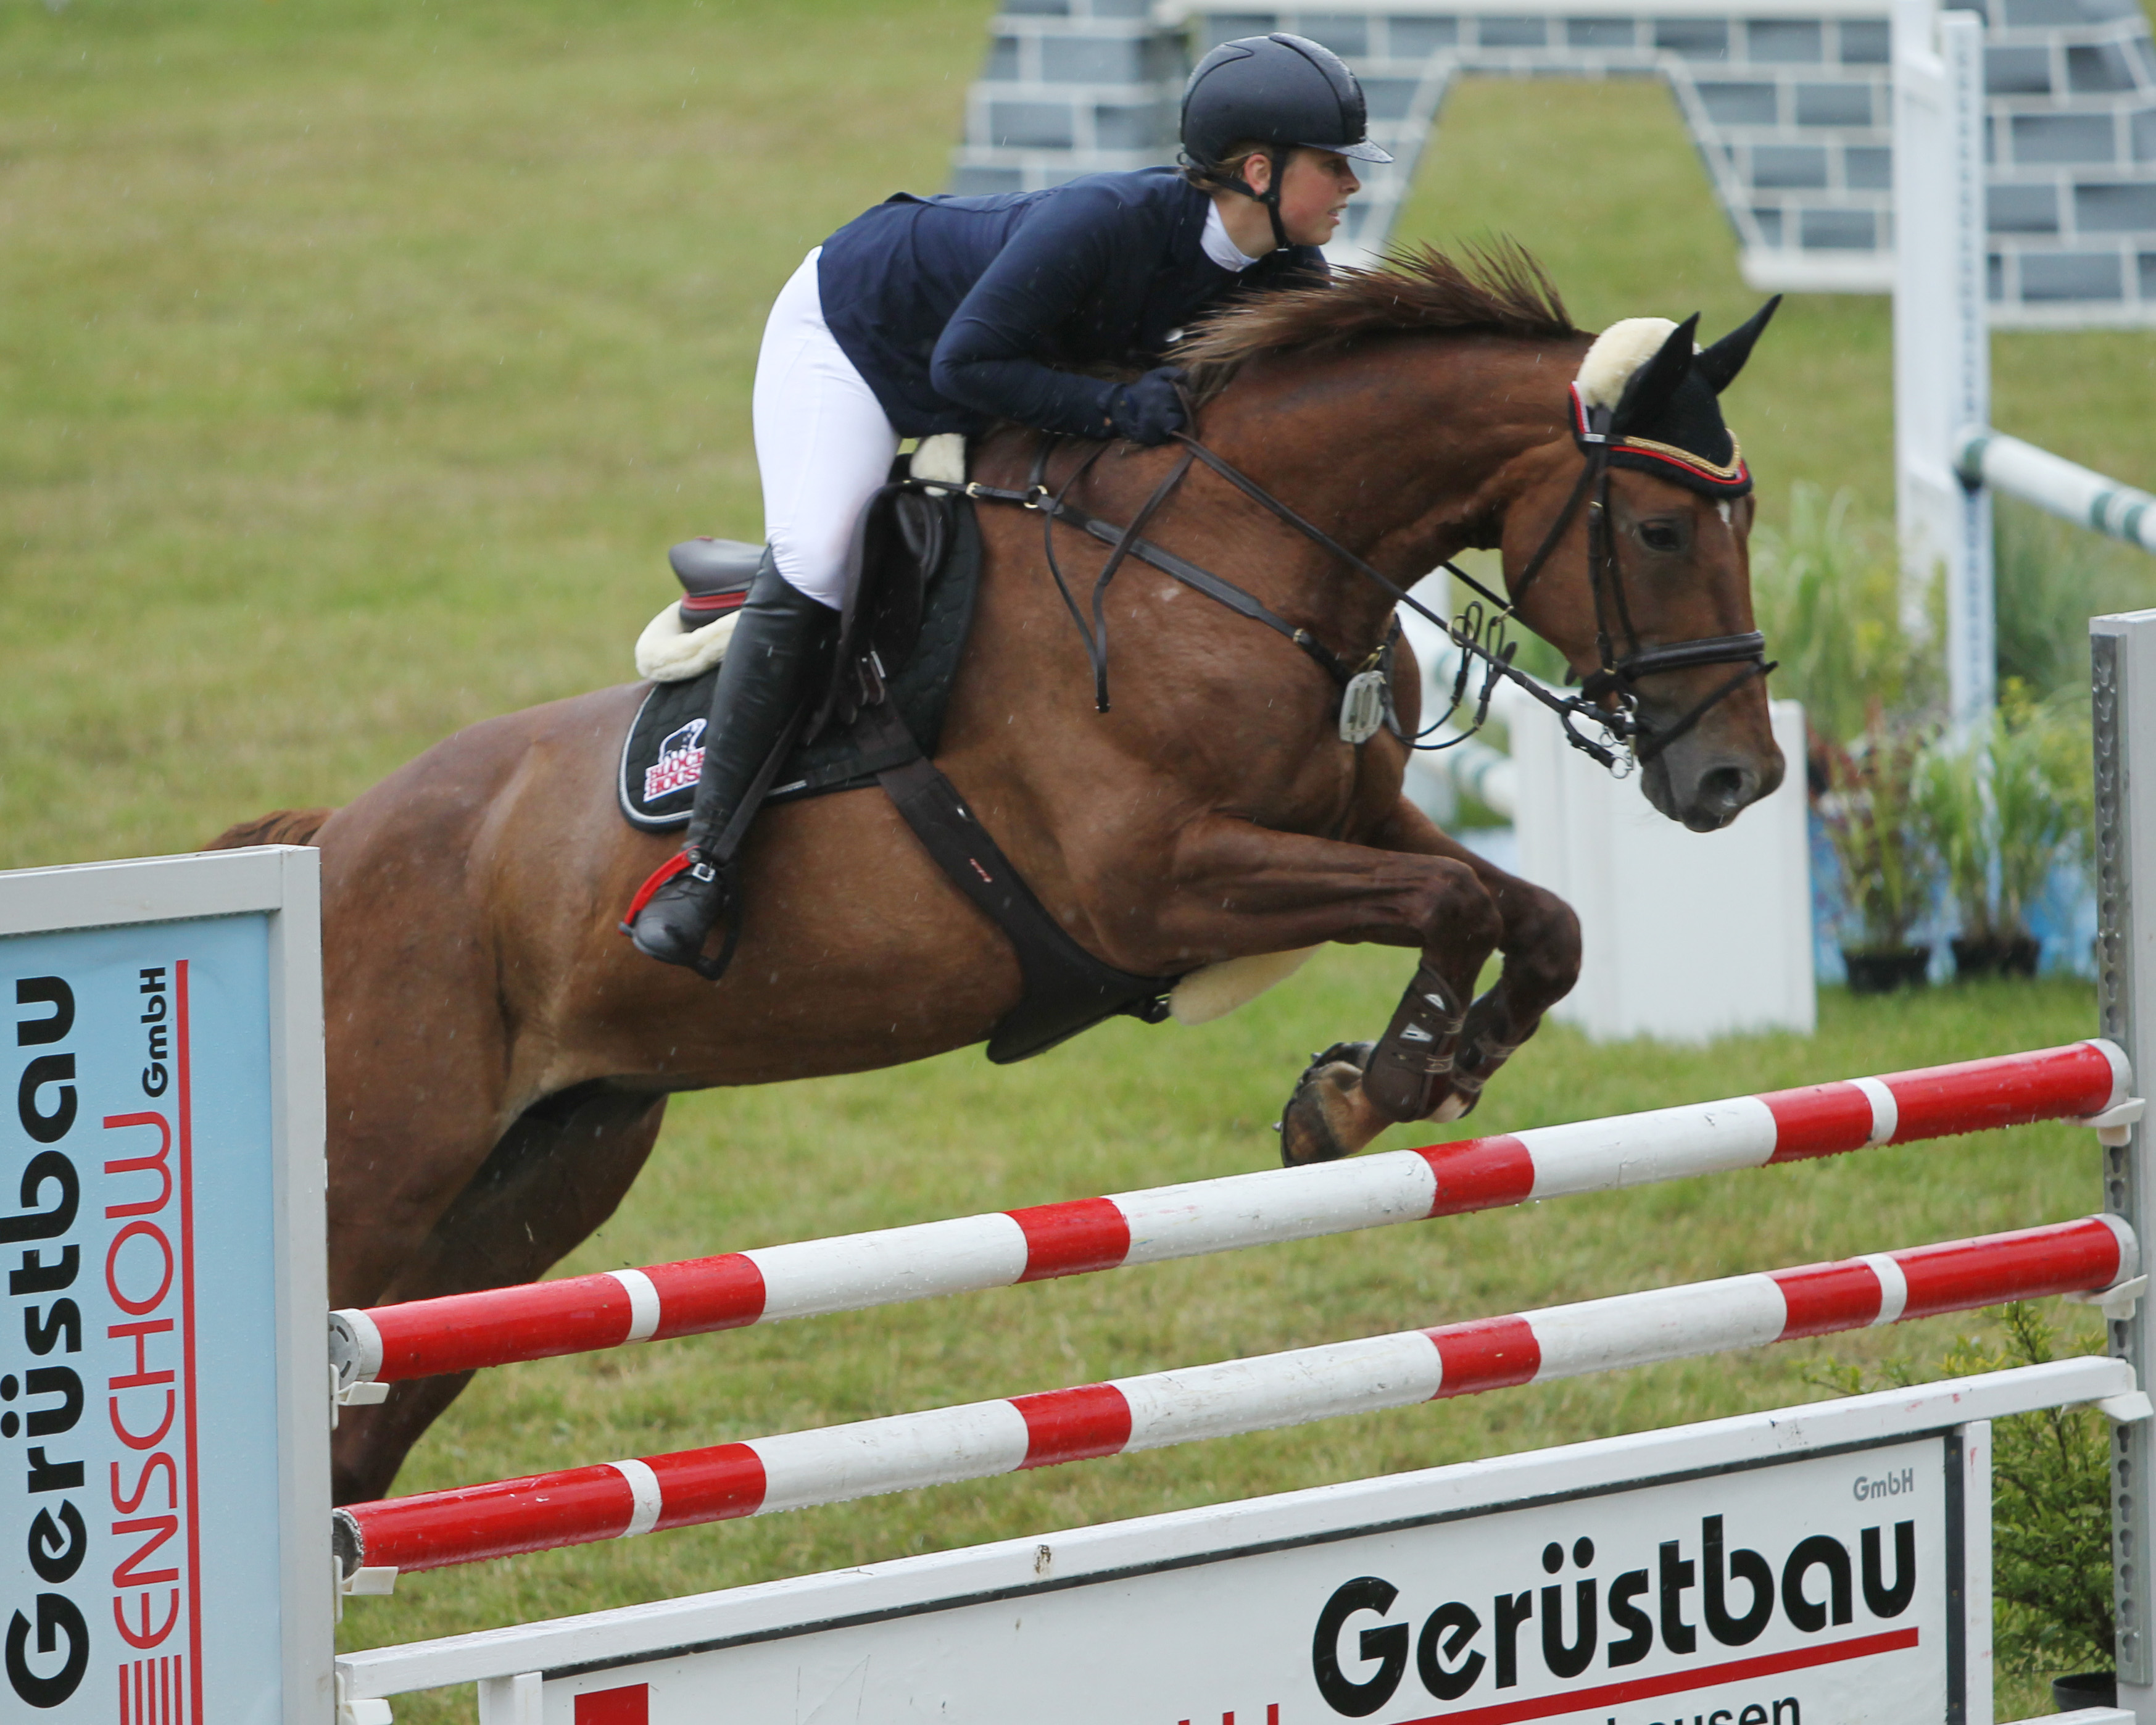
[
  {"left": 1509, "top": 694, "right": 1815, "bottom": 1042},
  {"left": 2096, "top": 610, "right": 2156, "bottom": 1718},
  {"left": 1894, "top": 0, "right": 1995, "bottom": 736}
]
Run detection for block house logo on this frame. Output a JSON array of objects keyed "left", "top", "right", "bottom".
[
  {"left": 6, "top": 963, "right": 204, "bottom": 1721},
  {"left": 644, "top": 720, "right": 707, "bottom": 804},
  {"left": 1308, "top": 1510, "right": 1920, "bottom": 1723}
]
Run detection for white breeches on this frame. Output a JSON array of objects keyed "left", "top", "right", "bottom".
[{"left": 752, "top": 247, "right": 902, "bottom": 611}]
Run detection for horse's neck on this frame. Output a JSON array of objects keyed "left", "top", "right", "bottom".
[{"left": 1201, "top": 342, "right": 1570, "bottom": 615}]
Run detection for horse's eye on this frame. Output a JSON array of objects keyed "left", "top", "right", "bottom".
[{"left": 1638, "top": 521, "right": 1684, "bottom": 554}]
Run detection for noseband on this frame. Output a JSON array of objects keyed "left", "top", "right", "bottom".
[{"left": 952, "top": 407, "right": 1770, "bottom": 777}]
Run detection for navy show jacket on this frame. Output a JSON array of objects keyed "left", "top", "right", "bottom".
[{"left": 815, "top": 166, "right": 1326, "bottom": 439}]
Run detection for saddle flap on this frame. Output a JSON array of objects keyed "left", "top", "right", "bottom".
[
  {"left": 873, "top": 489, "right": 945, "bottom": 667},
  {"left": 813, "top": 482, "right": 955, "bottom": 738}
]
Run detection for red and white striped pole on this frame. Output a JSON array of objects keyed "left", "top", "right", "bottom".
[
  {"left": 331, "top": 1041, "right": 2131, "bottom": 1389},
  {"left": 335, "top": 1212, "right": 2135, "bottom": 1577}
]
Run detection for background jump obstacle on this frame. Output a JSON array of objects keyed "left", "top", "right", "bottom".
[
  {"left": 330, "top": 1039, "right": 2128, "bottom": 1389},
  {"left": 1888, "top": 0, "right": 2156, "bottom": 736},
  {"left": 950, "top": 0, "right": 2156, "bottom": 326}
]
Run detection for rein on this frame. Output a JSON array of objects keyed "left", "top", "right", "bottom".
[
  {"left": 952, "top": 413, "right": 1771, "bottom": 775},
  {"left": 960, "top": 439, "right": 1383, "bottom": 708}
]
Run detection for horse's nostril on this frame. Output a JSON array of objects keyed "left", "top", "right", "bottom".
[{"left": 1699, "top": 765, "right": 1754, "bottom": 815}]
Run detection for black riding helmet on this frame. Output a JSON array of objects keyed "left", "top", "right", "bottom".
[{"left": 1181, "top": 33, "right": 1392, "bottom": 251}]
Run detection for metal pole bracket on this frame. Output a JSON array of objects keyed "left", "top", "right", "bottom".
[
  {"left": 2084, "top": 1097, "right": 2149, "bottom": 1148},
  {"left": 336, "top": 1671, "right": 394, "bottom": 1725},
  {"left": 2100, "top": 1388, "right": 2156, "bottom": 1426},
  {"left": 2070, "top": 1275, "right": 2150, "bottom": 1322}
]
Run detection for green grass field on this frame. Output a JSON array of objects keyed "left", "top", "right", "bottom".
[{"left": 0, "top": 4, "right": 2144, "bottom": 1719}]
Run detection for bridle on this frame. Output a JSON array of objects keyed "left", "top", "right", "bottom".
[
  {"left": 1482, "top": 395, "right": 1775, "bottom": 769},
  {"left": 947, "top": 397, "right": 1772, "bottom": 776}
]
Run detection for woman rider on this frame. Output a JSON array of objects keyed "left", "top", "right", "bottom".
[{"left": 630, "top": 31, "right": 1391, "bottom": 971}]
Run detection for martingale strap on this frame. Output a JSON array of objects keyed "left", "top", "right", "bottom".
[{"left": 1081, "top": 444, "right": 1193, "bottom": 712}]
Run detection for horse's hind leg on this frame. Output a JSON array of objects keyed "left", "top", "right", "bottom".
[{"left": 330, "top": 1082, "right": 669, "bottom": 1505}]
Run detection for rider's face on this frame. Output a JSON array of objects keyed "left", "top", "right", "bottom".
[{"left": 1269, "top": 148, "right": 1361, "bottom": 246}]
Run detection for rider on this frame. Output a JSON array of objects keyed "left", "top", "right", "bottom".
[{"left": 629, "top": 32, "right": 1391, "bottom": 971}]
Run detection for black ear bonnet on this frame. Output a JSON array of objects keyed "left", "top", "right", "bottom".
[{"left": 1569, "top": 297, "right": 1781, "bottom": 499}]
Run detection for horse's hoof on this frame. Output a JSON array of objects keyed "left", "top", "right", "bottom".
[
  {"left": 1278, "top": 1052, "right": 1368, "bottom": 1166},
  {"left": 1296, "top": 1041, "right": 1373, "bottom": 1087}
]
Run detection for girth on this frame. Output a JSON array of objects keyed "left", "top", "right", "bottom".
[{"left": 858, "top": 702, "right": 1177, "bottom": 1063}]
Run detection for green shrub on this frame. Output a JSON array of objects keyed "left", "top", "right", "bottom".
[
  {"left": 1812, "top": 1302, "right": 2114, "bottom": 1682},
  {"left": 1751, "top": 483, "right": 1931, "bottom": 747},
  {"left": 1913, "top": 730, "right": 1992, "bottom": 943},
  {"left": 1993, "top": 684, "right": 2093, "bottom": 933},
  {"left": 1913, "top": 683, "right": 2092, "bottom": 947},
  {"left": 1994, "top": 500, "right": 2156, "bottom": 696}
]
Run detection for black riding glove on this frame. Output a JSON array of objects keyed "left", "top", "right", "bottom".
[{"left": 1104, "top": 366, "right": 1188, "bottom": 446}]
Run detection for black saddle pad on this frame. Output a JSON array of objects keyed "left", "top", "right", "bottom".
[{"left": 618, "top": 500, "right": 982, "bottom": 831}]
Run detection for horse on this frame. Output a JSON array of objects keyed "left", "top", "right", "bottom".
[{"left": 211, "top": 248, "right": 1785, "bottom": 1504}]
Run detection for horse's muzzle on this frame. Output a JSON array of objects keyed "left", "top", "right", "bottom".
[{"left": 1641, "top": 733, "right": 1786, "bottom": 831}]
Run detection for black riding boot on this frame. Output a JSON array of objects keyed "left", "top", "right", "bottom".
[{"left": 628, "top": 554, "right": 832, "bottom": 971}]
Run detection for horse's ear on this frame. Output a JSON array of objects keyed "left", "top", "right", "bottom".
[
  {"left": 1609, "top": 313, "right": 1699, "bottom": 436},
  {"left": 1693, "top": 296, "right": 1782, "bottom": 394}
]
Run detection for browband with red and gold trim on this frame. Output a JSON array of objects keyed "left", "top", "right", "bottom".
[{"left": 1567, "top": 383, "right": 1751, "bottom": 496}]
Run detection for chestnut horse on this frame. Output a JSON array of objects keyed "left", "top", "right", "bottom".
[{"left": 216, "top": 251, "right": 1784, "bottom": 1502}]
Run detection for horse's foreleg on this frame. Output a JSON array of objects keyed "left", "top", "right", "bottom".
[
  {"left": 330, "top": 1084, "right": 669, "bottom": 1504},
  {"left": 1363, "top": 797, "right": 1582, "bottom": 1124},
  {"left": 1138, "top": 815, "right": 1504, "bottom": 1165}
]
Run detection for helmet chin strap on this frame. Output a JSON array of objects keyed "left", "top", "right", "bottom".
[{"left": 1227, "top": 148, "right": 1293, "bottom": 252}]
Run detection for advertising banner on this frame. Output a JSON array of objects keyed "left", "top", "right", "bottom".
[
  {"left": 0, "top": 854, "right": 327, "bottom": 1725},
  {"left": 545, "top": 1433, "right": 1964, "bottom": 1725}
]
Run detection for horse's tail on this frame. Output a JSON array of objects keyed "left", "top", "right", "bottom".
[{"left": 204, "top": 807, "right": 337, "bottom": 851}]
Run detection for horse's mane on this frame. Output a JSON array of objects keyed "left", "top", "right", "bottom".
[{"left": 1179, "top": 240, "right": 1576, "bottom": 399}]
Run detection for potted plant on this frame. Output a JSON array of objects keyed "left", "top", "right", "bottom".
[
  {"left": 1913, "top": 732, "right": 2000, "bottom": 976},
  {"left": 1915, "top": 683, "right": 2089, "bottom": 979},
  {"left": 2054, "top": 1672, "right": 2118, "bottom": 1711},
  {"left": 1820, "top": 714, "right": 1938, "bottom": 992}
]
